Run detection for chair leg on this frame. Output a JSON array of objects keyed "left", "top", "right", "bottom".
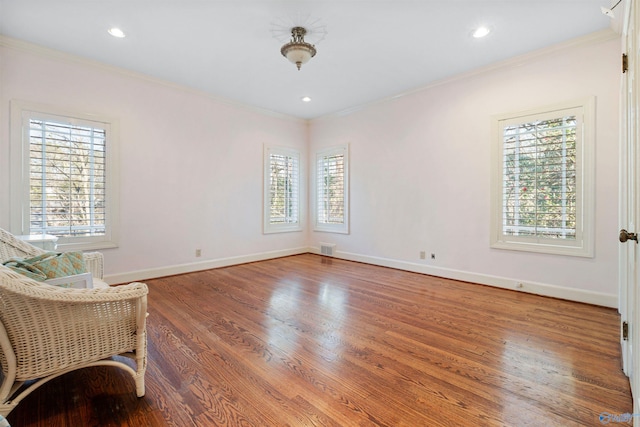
[
  {"left": 0, "top": 322, "right": 18, "bottom": 417},
  {"left": 135, "top": 375, "right": 145, "bottom": 397}
]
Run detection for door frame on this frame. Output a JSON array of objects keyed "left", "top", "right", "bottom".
[{"left": 620, "top": 0, "right": 640, "bottom": 421}]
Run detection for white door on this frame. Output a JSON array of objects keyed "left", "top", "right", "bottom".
[{"left": 620, "top": 0, "right": 640, "bottom": 420}]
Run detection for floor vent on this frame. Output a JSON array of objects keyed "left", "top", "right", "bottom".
[{"left": 320, "top": 243, "right": 336, "bottom": 256}]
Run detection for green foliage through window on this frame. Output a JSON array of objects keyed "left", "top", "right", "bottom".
[{"left": 502, "top": 116, "right": 577, "bottom": 239}]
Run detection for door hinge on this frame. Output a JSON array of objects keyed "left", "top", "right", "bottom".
[
  {"left": 623, "top": 321, "right": 629, "bottom": 340},
  {"left": 623, "top": 53, "right": 628, "bottom": 73}
]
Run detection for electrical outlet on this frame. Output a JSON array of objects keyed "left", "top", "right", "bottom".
[
  {"left": 195, "top": 249, "right": 202, "bottom": 257},
  {"left": 431, "top": 253, "right": 436, "bottom": 259},
  {"left": 420, "top": 251, "right": 426, "bottom": 259}
]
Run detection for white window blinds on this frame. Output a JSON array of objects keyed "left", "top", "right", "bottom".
[
  {"left": 502, "top": 115, "right": 577, "bottom": 239},
  {"left": 29, "top": 118, "right": 108, "bottom": 238},
  {"left": 315, "top": 145, "right": 349, "bottom": 234},
  {"left": 264, "top": 146, "right": 301, "bottom": 233}
]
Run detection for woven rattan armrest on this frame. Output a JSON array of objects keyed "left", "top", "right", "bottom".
[
  {"left": 17, "top": 278, "right": 148, "bottom": 302},
  {"left": 81, "top": 251, "right": 104, "bottom": 279}
]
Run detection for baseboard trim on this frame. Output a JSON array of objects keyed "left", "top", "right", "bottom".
[
  {"left": 107, "top": 246, "right": 617, "bottom": 308},
  {"left": 309, "top": 248, "right": 618, "bottom": 308},
  {"left": 105, "top": 247, "right": 309, "bottom": 285}
]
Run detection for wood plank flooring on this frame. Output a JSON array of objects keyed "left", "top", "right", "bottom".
[{"left": 7, "top": 254, "right": 632, "bottom": 426}]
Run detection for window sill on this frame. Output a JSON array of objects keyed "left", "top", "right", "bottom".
[{"left": 490, "top": 239, "right": 593, "bottom": 258}]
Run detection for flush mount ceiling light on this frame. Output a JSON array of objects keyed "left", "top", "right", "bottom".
[
  {"left": 108, "top": 27, "right": 126, "bottom": 38},
  {"left": 281, "top": 27, "right": 316, "bottom": 70},
  {"left": 301, "top": 96, "right": 312, "bottom": 102}
]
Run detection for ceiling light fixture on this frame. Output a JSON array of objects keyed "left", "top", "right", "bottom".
[
  {"left": 280, "top": 27, "right": 316, "bottom": 70},
  {"left": 472, "top": 26, "right": 491, "bottom": 38},
  {"left": 301, "top": 96, "right": 311, "bottom": 102},
  {"left": 108, "top": 28, "right": 126, "bottom": 38},
  {"left": 601, "top": 0, "right": 622, "bottom": 18}
]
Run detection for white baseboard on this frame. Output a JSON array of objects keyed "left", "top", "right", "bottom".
[
  {"left": 105, "top": 247, "right": 309, "bottom": 285},
  {"left": 308, "top": 248, "right": 618, "bottom": 308},
  {"left": 107, "top": 246, "right": 618, "bottom": 308}
]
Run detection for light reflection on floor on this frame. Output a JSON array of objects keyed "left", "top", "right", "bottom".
[
  {"left": 317, "top": 282, "right": 348, "bottom": 354},
  {"left": 498, "top": 330, "right": 578, "bottom": 423},
  {"left": 266, "top": 282, "right": 302, "bottom": 355},
  {"left": 266, "top": 280, "right": 349, "bottom": 369}
]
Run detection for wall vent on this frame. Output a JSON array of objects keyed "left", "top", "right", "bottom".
[{"left": 320, "top": 243, "right": 336, "bottom": 256}]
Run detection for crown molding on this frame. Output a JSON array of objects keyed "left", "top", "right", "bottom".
[
  {"left": 0, "top": 35, "right": 306, "bottom": 124},
  {"left": 315, "top": 28, "right": 620, "bottom": 121}
]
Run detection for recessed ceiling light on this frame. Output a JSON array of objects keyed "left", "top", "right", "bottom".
[
  {"left": 108, "top": 28, "right": 126, "bottom": 38},
  {"left": 301, "top": 96, "right": 312, "bottom": 102},
  {"left": 472, "top": 26, "right": 491, "bottom": 38}
]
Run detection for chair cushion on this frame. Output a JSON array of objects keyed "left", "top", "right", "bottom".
[
  {"left": 93, "top": 277, "right": 110, "bottom": 288},
  {"left": 26, "top": 252, "right": 86, "bottom": 279},
  {"left": 2, "top": 252, "right": 87, "bottom": 283}
]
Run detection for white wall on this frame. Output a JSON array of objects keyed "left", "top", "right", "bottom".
[
  {"left": 308, "top": 34, "right": 621, "bottom": 306},
  {"left": 0, "top": 34, "right": 623, "bottom": 306},
  {"left": 0, "top": 40, "right": 309, "bottom": 282}
]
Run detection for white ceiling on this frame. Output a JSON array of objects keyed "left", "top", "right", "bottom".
[{"left": 0, "top": 1, "right": 617, "bottom": 119}]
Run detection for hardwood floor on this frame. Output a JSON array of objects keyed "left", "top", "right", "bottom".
[{"left": 8, "top": 254, "right": 631, "bottom": 426}]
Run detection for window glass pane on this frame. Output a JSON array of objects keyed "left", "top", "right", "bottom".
[
  {"left": 269, "top": 152, "right": 299, "bottom": 225},
  {"left": 501, "top": 115, "right": 576, "bottom": 240},
  {"left": 264, "top": 146, "right": 301, "bottom": 234},
  {"left": 317, "top": 153, "right": 345, "bottom": 225},
  {"left": 28, "top": 118, "right": 107, "bottom": 238}
]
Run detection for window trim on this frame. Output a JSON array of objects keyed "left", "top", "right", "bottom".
[
  {"left": 263, "top": 145, "right": 303, "bottom": 234},
  {"left": 314, "top": 144, "right": 350, "bottom": 234},
  {"left": 490, "top": 97, "right": 595, "bottom": 257},
  {"left": 10, "top": 100, "right": 120, "bottom": 251}
]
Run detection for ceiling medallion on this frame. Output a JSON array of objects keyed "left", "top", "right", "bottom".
[{"left": 280, "top": 27, "right": 316, "bottom": 70}]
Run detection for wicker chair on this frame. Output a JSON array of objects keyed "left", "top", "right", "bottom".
[
  {"left": 0, "top": 228, "right": 105, "bottom": 287},
  {"left": 0, "top": 229, "right": 148, "bottom": 416}
]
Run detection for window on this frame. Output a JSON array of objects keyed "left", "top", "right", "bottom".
[
  {"left": 491, "top": 98, "right": 594, "bottom": 257},
  {"left": 10, "top": 101, "right": 119, "bottom": 250},
  {"left": 315, "top": 145, "right": 349, "bottom": 234},
  {"left": 263, "top": 146, "right": 301, "bottom": 233}
]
